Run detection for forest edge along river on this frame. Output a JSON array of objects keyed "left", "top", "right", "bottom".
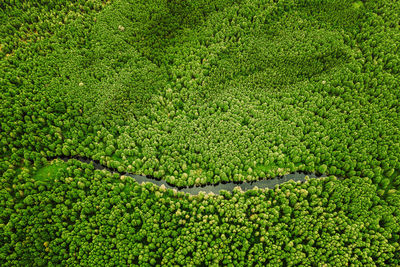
[{"left": 48, "top": 156, "right": 343, "bottom": 195}]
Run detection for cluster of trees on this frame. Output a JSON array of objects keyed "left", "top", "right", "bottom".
[
  {"left": 1, "top": 0, "right": 114, "bottom": 175},
  {"left": 2, "top": 0, "right": 399, "bottom": 188},
  {"left": 1, "top": 0, "right": 400, "bottom": 265},
  {"left": 0, "top": 0, "right": 110, "bottom": 58},
  {"left": 1, "top": 160, "right": 399, "bottom": 265}
]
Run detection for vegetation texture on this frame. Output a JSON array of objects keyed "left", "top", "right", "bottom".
[{"left": 1, "top": 0, "right": 400, "bottom": 265}]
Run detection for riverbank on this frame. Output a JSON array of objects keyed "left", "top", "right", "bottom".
[{"left": 47, "top": 156, "right": 341, "bottom": 195}]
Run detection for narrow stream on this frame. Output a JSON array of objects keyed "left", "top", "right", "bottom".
[{"left": 53, "top": 156, "right": 339, "bottom": 194}]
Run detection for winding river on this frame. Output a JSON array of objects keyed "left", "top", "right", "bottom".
[{"left": 53, "top": 156, "right": 340, "bottom": 195}]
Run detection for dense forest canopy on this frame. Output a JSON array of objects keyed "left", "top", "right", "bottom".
[{"left": 1, "top": 0, "right": 400, "bottom": 265}]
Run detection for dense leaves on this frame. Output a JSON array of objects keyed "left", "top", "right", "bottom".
[
  {"left": 1, "top": 0, "right": 400, "bottom": 265},
  {"left": 1, "top": 161, "right": 400, "bottom": 265}
]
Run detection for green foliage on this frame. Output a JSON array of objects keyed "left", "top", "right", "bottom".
[
  {"left": 33, "top": 161, "right": 67, "bottom": 182},
  {"left": 1, "top": 0, "right": 400, "bottom": 265},
  {"left": 2, "top": 162, "right": 400, "bottom": 265}
]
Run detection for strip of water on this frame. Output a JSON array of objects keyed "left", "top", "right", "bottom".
[{"left": 52, "top": 156, "right": 338, "bottom": 194}]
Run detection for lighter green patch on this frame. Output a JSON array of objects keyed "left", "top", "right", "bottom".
[
  {"left": 34, "top": 162, "right": 67, "bottom": 181},
  {"left": 352, "top": 1, "right": 364, "bottom": 9}
]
